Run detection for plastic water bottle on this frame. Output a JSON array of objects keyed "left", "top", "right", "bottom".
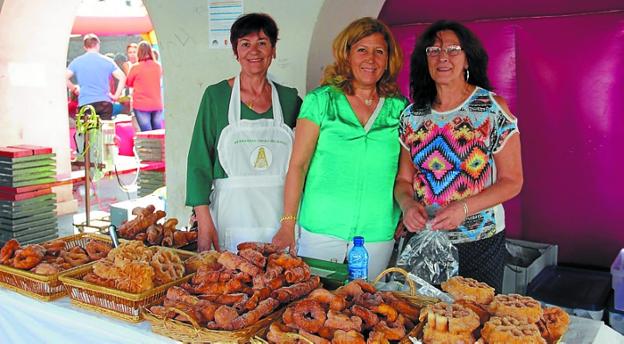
[{"left": 348, "top": 236, "right": 369, "bottom": 281}]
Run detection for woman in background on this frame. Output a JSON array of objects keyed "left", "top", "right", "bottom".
[
  {"left": 272, "top": 17, "right": 406, "bottom": 279},
  {"left": 126, "top": 41, "right": 164, "bottom": 131},
  {"left": 395, "top": 20, "right": 523, "bottom": 291}
]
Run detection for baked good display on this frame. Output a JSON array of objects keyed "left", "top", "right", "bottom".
[
  {"left": 0, "top": 238, "right": 111, "bottom": 275},
  {"left": 266, "top": 279, "right": 422, "bottom": 343},
  {"left": 488, "top": 294, "right": 543, "bottom": 324},
  {"left": 117, "top": 206, "right": 197, "bottom": 248},
  {"left": 441, "top": 276, "right": 495, "bottom": 305},
  {"left": 149, "top": 241, "right": 319, "bottom": 331},
  {"left": 419, "top": 277, "right": 569, "bottom": 344}
]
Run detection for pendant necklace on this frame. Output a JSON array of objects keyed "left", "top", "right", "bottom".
[
  {"left": 244, "top": 84, "right": 267, "bottom": 111},
  {"left": 356, "top": 93, "right": 376, "bottom": 107}
]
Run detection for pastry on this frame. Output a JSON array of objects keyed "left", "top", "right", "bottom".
[
  {"left": 441, "top": 276, "right": 495, "bottom": 305},
  {"left": 488, "top": 294, "right": 543, "bottom": 323}
]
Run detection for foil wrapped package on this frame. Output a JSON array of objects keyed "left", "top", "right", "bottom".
[{"left": 397, "top": 229, "right": 459, "bottom": 285}]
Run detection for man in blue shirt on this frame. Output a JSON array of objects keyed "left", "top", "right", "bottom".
[{"left": 66, "top": 33, "right": 126, "bottom": 120}]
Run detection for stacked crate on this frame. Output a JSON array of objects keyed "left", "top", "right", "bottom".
[
  {"left": 0, "top": 145, "right": 58, "bottom": 245},
  {"left": 134, "top": 130, "right": 165, "bottom": 197}
]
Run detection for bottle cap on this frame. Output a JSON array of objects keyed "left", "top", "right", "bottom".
[{"left": 353, "top": 236, "right": 364, "bottom": 246}]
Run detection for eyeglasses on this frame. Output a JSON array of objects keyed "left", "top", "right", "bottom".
[{"left": 425, "top": 45, "right": 463, "bottom": 57}]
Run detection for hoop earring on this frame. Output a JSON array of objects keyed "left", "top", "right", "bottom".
[{"left": 465, "top": 69, "right": 470, "bottom": 82}]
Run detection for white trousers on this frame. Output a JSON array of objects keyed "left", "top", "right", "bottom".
[{"left": 297, "top": 227, "right": 395, "bottom": 280}]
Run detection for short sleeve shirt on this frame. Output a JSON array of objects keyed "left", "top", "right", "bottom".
[
  {"left": 399, "top": 87, "right": 518, "bottom": 243},
  {"left": 68, "top": 52, "right": 119, "bottom": 106},
  {"left": 298, "top": 85, "right": 408, "bottom": 242}
]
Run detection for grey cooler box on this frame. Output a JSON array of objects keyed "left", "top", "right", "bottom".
[{"left": 502, "top": 238, "right": 558, "bottom": 295}]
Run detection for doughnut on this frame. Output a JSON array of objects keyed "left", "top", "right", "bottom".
[
  {"left": 350, "top": 304, "right": 380, "bottom": 329},
  {"left": 292, "top": 299, "right": 327, "bottom": 333},
  {"left": 85, "top": 240, "right": 111, "bottom": 261},
  {"left": 12, "top": 245, "right": 45, "bottom": 269},
  {"left": 60, "top": 246, "right": 90, "bottom": 267},
  {"left": 0, "top": 239, "right": 19, "bottom": 265},
  {"left": 42, "top": 239, "right": 66, "bottom": 256},
  {"left": 309, "top": 288, "right": 347, "bottom": 311}
]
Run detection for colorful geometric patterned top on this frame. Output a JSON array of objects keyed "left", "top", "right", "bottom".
[{"left": 399, "top": 87, "right": 518, "bottom": 243}]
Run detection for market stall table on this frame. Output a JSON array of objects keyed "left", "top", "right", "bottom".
[
  {"left": 0, "top": 288, "right": 176, "bottom": 343},
  {"left": 0, "top": 287, "right": 622, "bottom": 343}
]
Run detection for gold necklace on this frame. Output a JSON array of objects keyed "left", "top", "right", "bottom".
[
  {"left": 355, "top": 93, "right": 377, "bottom": 107},
  {"left": 244, "top": 84, "right": 267, "bottom": 110}
]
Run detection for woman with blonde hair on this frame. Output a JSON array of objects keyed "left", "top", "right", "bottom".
[{"left": 272, "top": 17, "right": 407, "bottom": 279}]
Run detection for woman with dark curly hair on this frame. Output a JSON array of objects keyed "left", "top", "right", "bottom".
[
  {"left": 395, "top": 20, "right": 523, "bottom": 291},
  {"left": 272, "top": 17, "right": 407, "bottom": 279}
]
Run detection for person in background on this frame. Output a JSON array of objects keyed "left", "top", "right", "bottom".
[
  {"left": 66, "top": 33, "right": 125, "bottom": 120},
  {"left": 122, "top": 42, "right": 138, "bottom": 75},
  {"left": 395, "top": 20, "right": 523, "bottom": 292},
  {"left": 272, "top": 17, "right": 407, "bottom": 279},
  {"left": 126, "top": 41, "right": 163, "bottom": 131},
  {"left": 186, "top": 13, "right": 302, "bottom": 252}
]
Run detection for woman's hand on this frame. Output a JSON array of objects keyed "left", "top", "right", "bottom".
[
  {"left": 431, "top": 201, "right": 467, "bottom": 230},
  {"left": 272, "top": 223, "right": 296, "bottom": 255},
  {"left": 402, "top": 200, "right": 428, "bottom": 232},
  {"left": 197, "top": 223, "right": 220, "bottom": 252},
  {"left": 195, "top": 205, "right": 220, "bottom": 252}
]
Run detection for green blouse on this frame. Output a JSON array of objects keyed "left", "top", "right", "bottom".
[
  {"left": 298, "top": 85, "right": 408, "bottom": 242},
  {"left": 185, "top": 79, "right": 302, "bottom": 207}
]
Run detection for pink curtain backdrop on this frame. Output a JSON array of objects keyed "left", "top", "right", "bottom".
[{"left": 384, "top": 11, "right": 624, "bottom": 267}]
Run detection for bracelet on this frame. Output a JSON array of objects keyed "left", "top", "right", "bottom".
[
  {"left": 461, "top": 201, "right": 469, "bottom": 220},
  {"left": 279, "top": 215, "right": 297, "bottom": 223}
]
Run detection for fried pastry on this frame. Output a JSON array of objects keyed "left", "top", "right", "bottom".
[
  {"left": 481, "top": 315, "right": 529, "bottom": 339},
  {"left": 537, "top": 306, "right": 570, "bottom": 344},
  {"left": 423, "top": 327, "right": 475, "bottom": 344},
  {"left": 115, "top": 260, "right": 154, "bottom": 293},
  {"left": 481, "top": 322, "right": 545, "bottom": 344},
  {"left": 150, "top": 248, "right": 185, "bottom": 285},
  {"left": 421, "top": 302, "right": 480, "bottom": 334},
  {"left": 488, "top": 294, "right": 543, "bottom": 323},
  {"left": 441, "top": 276, "right": 495, "bottom": 305}
]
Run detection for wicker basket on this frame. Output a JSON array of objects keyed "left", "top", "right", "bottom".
[
  {"left": 144, "top": 305, "right": 285, "bottom": 343},
  {"left": 373, "top": 267, "right": 440, "bottom": 308},
  {"left": 59, "top": 246, "right": 196, "bottom": 322},
  {"left": 0, "top": 233, "right": 113, "bottom": 301}
]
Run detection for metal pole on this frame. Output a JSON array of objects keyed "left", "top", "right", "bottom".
[{"left": 84, "top": 128, "right": 91, "bottom": 227}]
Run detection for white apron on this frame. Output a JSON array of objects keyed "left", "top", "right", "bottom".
[{"left": 210, "top": 75, "right": 294, "bottom": 252}]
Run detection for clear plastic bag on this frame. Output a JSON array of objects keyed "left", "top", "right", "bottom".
[{"left": 397, "top": 229, "right": 459, "bottom": 286}]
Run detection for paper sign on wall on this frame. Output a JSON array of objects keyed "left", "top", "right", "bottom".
[{"left": 208, "top": 0, "right": 244, "bottom": 49}]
